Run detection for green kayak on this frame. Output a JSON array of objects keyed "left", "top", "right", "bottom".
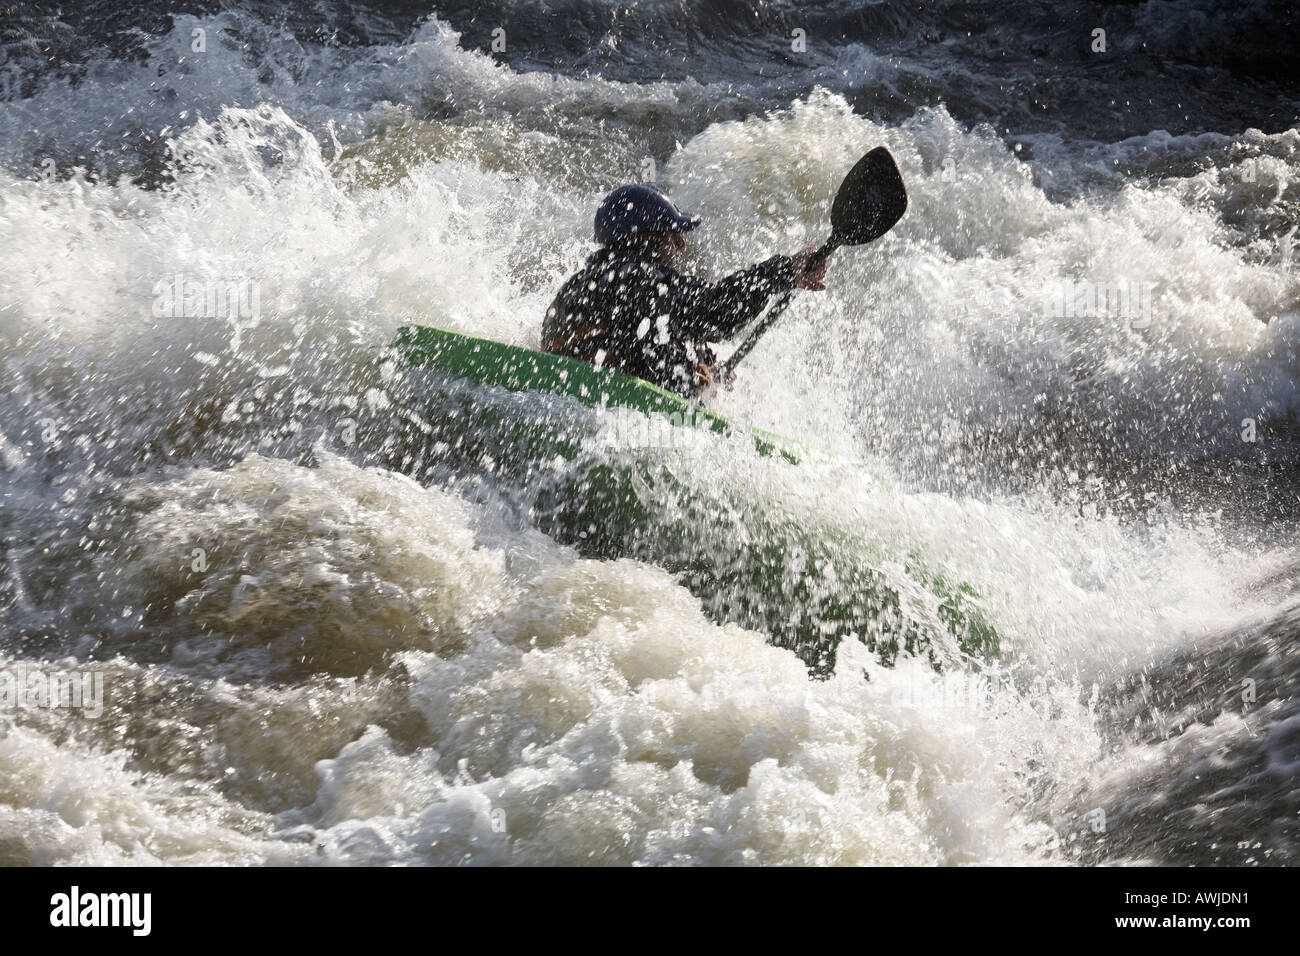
[
  {"left": 390, "top": 324, "right": 805, "bottom": 462},
  {"left": 386, "top": 324, "right": 999, "bottom": 675}
]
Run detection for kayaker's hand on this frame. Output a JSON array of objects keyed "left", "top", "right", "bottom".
[
  {"left": 792, "top": 248, "right": 828, "bottom": 291},
  {"left": 695, "top": 362, "right": 735, "bottom": 393}
]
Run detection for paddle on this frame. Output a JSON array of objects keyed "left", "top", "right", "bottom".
[{"left": 715, "top": 147, "right": 908, "bottom": 381}]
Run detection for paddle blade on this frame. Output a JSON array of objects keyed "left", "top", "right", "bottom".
[{"left": 829, "top": 146, "right": 907, "bottom": 246}]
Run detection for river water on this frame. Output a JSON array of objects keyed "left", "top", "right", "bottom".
[{"left": 0, "top": 0, "right": 1297, "bottom": 865}]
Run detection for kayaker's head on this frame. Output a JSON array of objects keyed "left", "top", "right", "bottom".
[{"left": 594, "top": 184, "right": 699, "bottom": 267}]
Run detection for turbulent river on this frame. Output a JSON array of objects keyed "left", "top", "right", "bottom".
[{"left": 1, "top": 0, "right": 1298, "bottom": 865}]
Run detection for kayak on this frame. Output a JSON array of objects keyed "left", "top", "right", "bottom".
[
  {"left": 386, "top": 324, "right": 999, "bottom": 674},
  {"left": 389, "top": 324, "right": 805, "bottom": 462}
]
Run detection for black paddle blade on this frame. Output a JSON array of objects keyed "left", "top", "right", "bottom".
[{"left": 829, "top": 146, "right": 907, "bottom": 245}]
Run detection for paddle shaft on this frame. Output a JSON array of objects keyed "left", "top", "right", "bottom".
[
  {"left": 716, "top": 234, "right": 841, "bottom": 380},
  {"left": 805, "top": 234, "right": 842, "bottom": 273}
]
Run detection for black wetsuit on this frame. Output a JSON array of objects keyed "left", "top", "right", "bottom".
[{"left": 542, "top": 246, "right": 798, "bottom": 396}]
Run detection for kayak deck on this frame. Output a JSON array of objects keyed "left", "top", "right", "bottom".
[{"left": 391, "top": 325, "right": 804, "bottom": 462}]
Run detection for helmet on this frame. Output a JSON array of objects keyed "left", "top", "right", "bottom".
[{"left": 594, "top": 184, "right": 701, "bottom": 244}]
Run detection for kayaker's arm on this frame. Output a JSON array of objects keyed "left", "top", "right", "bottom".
[{"left": 670, "top": 255, "right": 799, "bottom": 340}]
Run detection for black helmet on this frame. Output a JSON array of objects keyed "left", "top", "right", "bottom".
[{"left": 594, "top": 184, "right": 701, "bottom": 244}]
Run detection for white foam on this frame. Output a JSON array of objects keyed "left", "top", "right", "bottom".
[{"left": 2, "top": 31, "right": 1297, "bottom": 866}]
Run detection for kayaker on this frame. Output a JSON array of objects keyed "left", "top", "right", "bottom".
[{"left": 542, "top": 184, "right": 828, "bottom": 396}]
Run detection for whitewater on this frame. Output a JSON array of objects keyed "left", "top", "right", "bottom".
[{"left": 1, "top": 3, "right": 1297, "bottom": 865}]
